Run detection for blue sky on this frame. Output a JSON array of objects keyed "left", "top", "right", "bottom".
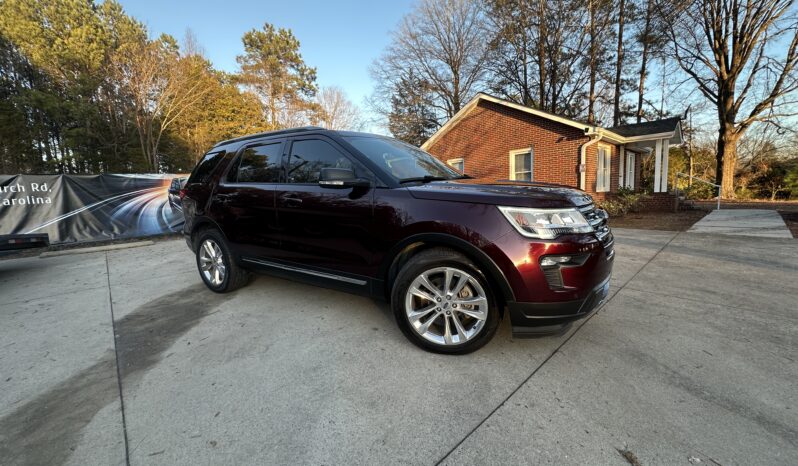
[{"left": 118, "top": 0, "right": 415, "bottom": 112}]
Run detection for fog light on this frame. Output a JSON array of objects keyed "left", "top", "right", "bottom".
[{"left": 540, "top": 256, "right": 572, "bottom": 267}]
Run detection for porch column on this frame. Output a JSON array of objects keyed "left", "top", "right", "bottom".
[
  {"left": 660, "top": 139, "right": 670, "bottom": 192},
  {"left": 654, "top": 139, "right": 663, "bottom": 192},
  {"left": 618, "top": 145, "right": 625, "bottom": 188}
]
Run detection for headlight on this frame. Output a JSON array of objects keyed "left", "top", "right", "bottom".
[{"left": 498, "top": 206, "right": 594, "bottom": 239}]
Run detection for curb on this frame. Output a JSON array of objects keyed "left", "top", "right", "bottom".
[{"left": 39, "top": 241, "right": 155, "bottom": 258}]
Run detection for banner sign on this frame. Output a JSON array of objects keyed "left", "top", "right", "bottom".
[{"left": 0, "top": 174, "right": 185, "bottom": 244}]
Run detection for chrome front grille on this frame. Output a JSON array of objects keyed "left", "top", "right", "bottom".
[{"left": 579, "top": 204, "right": 612, "bottom": 246}]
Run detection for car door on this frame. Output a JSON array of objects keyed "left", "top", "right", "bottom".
[
  {"left": 273, "top": 136, "right": 375, "bottom": 277},
  {"left": 211, "top": 139, "right": 283, "bottom": 259}
]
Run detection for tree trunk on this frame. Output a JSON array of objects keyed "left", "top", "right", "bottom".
[
  {"left": 587, "top": 0, "right": 596, "bottom": 125},
  {"left": 716, "top": 128, "right": 737, "bottom": 199},
  {"left": 636, "top": 0, "right": 653, "bottom": 124},
  {"left": 613, "top": 0, "right": 626, "bottom": 127},
  {"left": 537, "top": 0, "right": 546, "bottom": 109}
]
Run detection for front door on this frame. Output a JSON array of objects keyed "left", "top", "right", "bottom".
[
  {"left": 273, "top": 136, "right": 375, "bottom": 277},
  {"left": 625, "top": 152, "right": 635, "bottom": 189}
]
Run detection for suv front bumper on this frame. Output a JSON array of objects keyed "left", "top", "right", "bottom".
[{"left": 507, "top": 275, "right": 611, "bottom": 338}]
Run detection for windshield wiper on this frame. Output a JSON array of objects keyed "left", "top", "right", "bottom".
[{"left": 398, "top": 175, "right": 449, "bottom": 184}]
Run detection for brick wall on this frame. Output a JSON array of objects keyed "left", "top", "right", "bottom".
[
  {"left": 425, "top": 100, "right": 626, "bottom": 196},
  {"left": 637, "top": 192, "right": 678, "bottom": 211}
]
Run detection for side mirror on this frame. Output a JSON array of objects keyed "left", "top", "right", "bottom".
[{"left": 319, "top": 167, "right": 371, "bottom": 189}]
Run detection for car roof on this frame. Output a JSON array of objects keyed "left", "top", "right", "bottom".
[
  {"left": 212, "top": 127, "right": 391, "bottom": 150},
  {"left": 211, "top": 126, "right": 326, "bottom": 148}
]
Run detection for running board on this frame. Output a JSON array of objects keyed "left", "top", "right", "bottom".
[{"left": 241, "top": 257, "right": 368, "bottom": 286}]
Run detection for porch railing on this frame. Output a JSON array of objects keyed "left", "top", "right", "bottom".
[{"left": 674, "top": 172, "right": 721, "bottom": 211}]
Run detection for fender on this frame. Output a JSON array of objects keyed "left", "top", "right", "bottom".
[{"left": 380, "top": 232, "right": 515, "bottom": 305}]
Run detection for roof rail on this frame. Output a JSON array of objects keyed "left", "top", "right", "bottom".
[{"left": 213, "top": 126, "right": 325, "bottom": 147}]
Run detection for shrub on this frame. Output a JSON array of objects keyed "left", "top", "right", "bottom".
[
  {"left": 597, "top": 199, "right": 630, "bottom": 216},
  {"left": 597, "top": 188, "right": 650, "bottom": 217},
  {"left": 682, "top": 182, "right": 716, "bottom": 200}
]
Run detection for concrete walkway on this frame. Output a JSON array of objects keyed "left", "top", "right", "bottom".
[{"left": 688, "top": 209, "right": 792, "bottom": 238}]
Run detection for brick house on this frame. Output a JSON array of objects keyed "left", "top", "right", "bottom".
[{"left": 422, "top": 93, "right": 683, "bottom": 202}]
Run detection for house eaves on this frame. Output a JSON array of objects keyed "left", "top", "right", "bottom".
[{"left": 421, "top": 93, "right": 682, "bottom": 149}]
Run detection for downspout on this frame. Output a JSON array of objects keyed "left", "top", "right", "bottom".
[{"left": 579, "top": 128, "right": 603, "bottom": 191}]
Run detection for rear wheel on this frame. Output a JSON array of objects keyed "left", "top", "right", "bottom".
[
  {"left": 195, "top": 229, "right": 249, "bottom": 293},
  {"left": 392, "top": 248, "right": 500, "bottom": 354}
]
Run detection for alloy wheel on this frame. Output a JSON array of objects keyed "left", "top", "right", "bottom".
[
  {"left": 404, "top": 266, "right": 489, "bottom": 346},
  {"left": 199, "top": 239, "right": 226, "bottom": 287}
]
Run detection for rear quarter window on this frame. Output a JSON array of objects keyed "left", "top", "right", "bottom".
[{"left": 188, "top": 151, "right": 225, "bottom": 184}]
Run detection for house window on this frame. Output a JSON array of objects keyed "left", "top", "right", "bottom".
[
  {"left": 509, "top": 148, "right": 533, "bottom": 181},
  {"left": 596, "top": 146, "right": 611, "bottom": 192},
  {"left": 625, "top": 152, "right": 635, "bottom": 189},
  {"left": 447, "top": 158, "right": 464, "bottom": 172}
]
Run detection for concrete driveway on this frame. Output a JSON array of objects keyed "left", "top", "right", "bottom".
[{"left": 0, "top": 229, "right": 796, "bottom": 465}]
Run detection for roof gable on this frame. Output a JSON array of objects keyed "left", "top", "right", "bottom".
[{"left": 421, "top": 93, "right": 683, "bottom": 149}]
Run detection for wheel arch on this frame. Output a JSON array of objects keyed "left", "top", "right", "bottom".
[
  {"left": 189, "top": 217, "right": 228, "bottom": 251},
  {"left": 380, "top": 233, "right": 515, "bottom": 311}
]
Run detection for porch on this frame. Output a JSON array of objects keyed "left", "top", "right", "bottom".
[{"left": 609, "top": 117, "right": 684, "bottom": 194}]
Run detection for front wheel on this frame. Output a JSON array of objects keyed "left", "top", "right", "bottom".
[{"left": 391, "top": 248, "right": 500, "bottom": 354}]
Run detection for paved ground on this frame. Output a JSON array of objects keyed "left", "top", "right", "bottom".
[
  {"left": 689, "top": 209, "right": 792, "bottom": 238},
  {"left": 0, "top": 229, "right": 796, "bottom": 465}
]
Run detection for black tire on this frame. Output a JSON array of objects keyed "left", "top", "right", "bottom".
[
  {"left": 391, "top": 247, "right": 500, "bottom": 354},
  {"left": 194, "top": 228, "right": 249, "bottom": 293}
]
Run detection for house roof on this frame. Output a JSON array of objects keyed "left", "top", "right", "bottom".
[
  {"left": 421, "top": 93, "right": 683, "bottom": 150},
  {"left": 609, "top": 117, "right": 682, "bottom": 138}
]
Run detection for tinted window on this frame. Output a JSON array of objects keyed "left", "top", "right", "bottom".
[
  {"left": 287, "top": 139, "right": 353, "bottom": 183},
  {"left": 188, "top": 151, "right": 224, "bottom": 183},
  {"left": 237, "top": 143, "right": 282, "bottom": 183}
]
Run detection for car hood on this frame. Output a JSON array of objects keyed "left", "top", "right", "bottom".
[{"left": 405, "top": 179, "right": 594, "bottom": 209}]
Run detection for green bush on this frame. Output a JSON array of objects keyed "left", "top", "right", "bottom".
[
  {"left": 682, "top": 182, "right": 716, "bottom": 200},
  {"left": 734, "top": 186, "right": 756, "bottom": 200}
]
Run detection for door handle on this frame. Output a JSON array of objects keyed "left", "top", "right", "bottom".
[{"left": 279, "top": 193, "right": 303, "bottom": 207}]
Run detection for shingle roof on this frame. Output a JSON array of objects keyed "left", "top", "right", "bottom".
[
  {"left": 422, "top": 94, "right": 684, "bottom": 150},
  {"left": 609, "top": 117, "right": 681, "bottom": 138}
]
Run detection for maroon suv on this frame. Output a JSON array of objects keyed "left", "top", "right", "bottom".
[{"left": 182, "top": 127, "right": 613, "bottom": 354}]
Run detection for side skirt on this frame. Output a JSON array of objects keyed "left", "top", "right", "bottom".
[{"left": 240, "top": 257, "right": 383, "bottom": 299}]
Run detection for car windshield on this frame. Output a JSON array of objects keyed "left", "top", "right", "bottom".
[{"left": 343, "top": 136, "right": 461, "bottom": 182}]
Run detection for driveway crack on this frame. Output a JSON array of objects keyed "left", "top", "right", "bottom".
[
  {"left": 434, "top": 231, "right": 680, "bottom": 464},
  {"left": 106, "top": 252, "right": 131, "bottom": 466}
]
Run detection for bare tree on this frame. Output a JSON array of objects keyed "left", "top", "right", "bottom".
[
  {"left": 484, "top": 0, "right": 538, "bottom": 106},
  {"left": 660, "top": 0, "right": 798, "bottom": 198},
  {"left": 484, "top": 0, "right": 592, "bottom": 117},
  {"left": 314, "top": 86, "right": 364, "bottom": 130},
  {"left": 586, "top": 0, "right": 616, "bottom": 124},
  {"left": 113, "top": 36, "right": 213, "bottom": 171},
  {"left": 182, "top": 28, "right": 206, "bottom": 57},
  {"left": 613, "top": 0, "right": 627, "bottom": 126},
  {"left": 635, "top": 0, "right": 660, "bottom": 122},
  {"left": 544, "top": 1, "right": 592, "bottom": 116},
  {"left": 372, "top": 0, "right": 490, "bottom": 123}
]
